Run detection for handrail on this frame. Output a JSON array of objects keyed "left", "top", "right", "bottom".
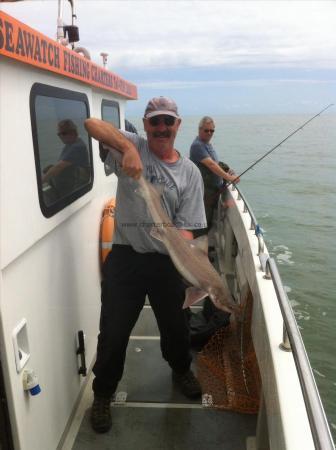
[
  {"left": 226, "top": 185, "right": 335, "bottom": 450},
  {"left": 231, "top": 184, "right": 258, "bottom": 229},
  {"left": 266, "top": 259, "right": 335, "bottom": 450},
  {"left": 225, "top": 186, "right": 265, "bottom": 254}
]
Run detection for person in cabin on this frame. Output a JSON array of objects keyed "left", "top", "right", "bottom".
[
  {"left": 42, "top": 119, "right": 90, "bottom": 197},
  {"left": 189, "top": 116, "right": 239, "bottom": 235},
  {"left": 89, "top": 97, "right": 207, "bottom": 434}
]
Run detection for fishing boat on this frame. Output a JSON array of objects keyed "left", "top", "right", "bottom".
[{"left": 0, "top": 3, "right": 334, "bottom": 450}]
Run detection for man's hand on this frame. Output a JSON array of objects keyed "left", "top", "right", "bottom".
[
  {"left": 85, "top": 118, "right": 143, "bottom": 180},
  {"left": 201, "top": 157, "right": 240, "bottom": 183},
  {"left": 178, "top": 229, "right": 194, "bottom": 240},
  {"left": 42, "top": 160, "right": 72, "bottom": 183},
  {"left": 227, "top": 170, "right": 240, "bottom": 184}
]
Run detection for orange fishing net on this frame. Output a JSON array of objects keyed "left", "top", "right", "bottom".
[{"left": 197, "top": 290, "right": 261, "bottom": 414}]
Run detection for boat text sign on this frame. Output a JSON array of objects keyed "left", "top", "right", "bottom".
[{"left": 0, "top": 11, "right": 137, "bottom": 99}]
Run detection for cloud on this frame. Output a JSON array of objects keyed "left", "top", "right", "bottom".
[
  {"left": 2, "top": 1, "right": 336, "bottom": 70},
  {"left": 2, "top": 1, "right": 335, "bottom": 114}
]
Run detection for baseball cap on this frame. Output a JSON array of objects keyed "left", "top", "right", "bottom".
[{"left": 144, "top": 96, "right": 179, "bottom": 119}]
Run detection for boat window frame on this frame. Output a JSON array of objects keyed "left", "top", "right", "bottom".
[
  {"left": 101, "top": 99, "right": 120, "bottom": 176},
  {"left": 30, "top": 83, "right": 94, "bottom": 218}
]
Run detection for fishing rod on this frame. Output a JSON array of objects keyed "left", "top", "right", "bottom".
[{"left": 227, "top": 103, "right": 334, "bottom": 187}]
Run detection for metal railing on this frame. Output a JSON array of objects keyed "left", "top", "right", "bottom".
[
  {"left": 227, "top": 185, "right": 335, "bottom": 450},
  {"left": 266, "top": 259, "right": 335, "bottom": 450},
  {"left": 231, "top": 185, "right": 265, "bottom": 255}
]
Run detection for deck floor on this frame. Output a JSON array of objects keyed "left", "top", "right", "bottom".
[
  {"left": 70, "top": 306, "right": 257, "bottom": 450},
  {"left": 73, "top": 405, "right": 256, "bottom": 450}
]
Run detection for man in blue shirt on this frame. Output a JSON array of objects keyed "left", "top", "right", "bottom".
[
  {"left": 42, "top": 119, "right": 90, "bottom": 197},
  {"left": 190, "top": 116, "right": 239, "bottom": 232},
  {"left": 189, "top": 117, "right": 239, "bottom": 349}
]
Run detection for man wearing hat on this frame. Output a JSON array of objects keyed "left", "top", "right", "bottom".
[{"left": 86, "top": 97, "right": 207, "bottom": 433}]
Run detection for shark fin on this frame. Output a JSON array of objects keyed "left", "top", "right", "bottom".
[
  {"left": 189, "top": 235, "right": 208, "bottom": 254},
  {"left": 150, "top": 226, "right": 165, "bottom": 242},
  {"left": 182, "top": 286, "right": 208, "bottom": 309}
]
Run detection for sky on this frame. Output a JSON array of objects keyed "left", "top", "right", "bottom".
[{"left": 1, "top": 0, "right": 335, "bottom": 116}]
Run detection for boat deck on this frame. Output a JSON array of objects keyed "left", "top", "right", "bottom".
[{"left": 69, "top": 306, "right": 257, "bottom": 450}]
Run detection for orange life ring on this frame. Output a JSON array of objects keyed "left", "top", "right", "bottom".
[{"left": 100, "top": 198, "right": 116, "bottom": 265}]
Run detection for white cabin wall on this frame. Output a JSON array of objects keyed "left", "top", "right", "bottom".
[
  {"left": 0, "top": 57, "right": 127, "bottom": 449},
  {"left": 1, "top": 58, "right": 120, "bottom": 268}
]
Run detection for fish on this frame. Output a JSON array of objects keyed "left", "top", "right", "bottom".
[{"left": 84, "top": 118, "right": 239, "bottom": 315}]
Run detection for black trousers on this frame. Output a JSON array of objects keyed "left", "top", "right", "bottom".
[{"left": 92, "top": 245, "right": 192, "bottom": 397}]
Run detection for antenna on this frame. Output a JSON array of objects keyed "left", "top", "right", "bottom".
[{"left": 100, "top": 53, "right": 109, "bottom": 69}]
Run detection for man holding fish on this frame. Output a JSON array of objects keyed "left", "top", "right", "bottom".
[
  {"left": 85, "top": 97, "right": 211, "bottom": 433},
  {"left": 86, "top": 97, "right": 240, "bottom": 433}
]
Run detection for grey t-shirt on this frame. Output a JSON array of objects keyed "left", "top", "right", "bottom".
[{"left": 105, "top": 131, "right": 207, "bottom": 254}]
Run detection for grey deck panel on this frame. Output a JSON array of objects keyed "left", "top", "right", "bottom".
[
  {"left": 73, "top": 406, "right": 256, "bottom": 450},
  {"left": 117, "top": 339, "right": 199, "bottom": 404},
  {"left": 131, "top": 307, "right": 159, "bottom": 336}
]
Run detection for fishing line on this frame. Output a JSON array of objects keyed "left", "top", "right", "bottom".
[{"left": 227, "top": 103, "right": 334, "bottom": 187}]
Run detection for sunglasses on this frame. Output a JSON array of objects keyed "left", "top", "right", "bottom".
[
  {"left": 148, "top": 115, "right": 176, "bottom": 127},
  {"left": 203, "top": 129, "right": 215, "bottom": 134},
  {"left": 58, "top": 131, "right": 71, "bottom": 136}
]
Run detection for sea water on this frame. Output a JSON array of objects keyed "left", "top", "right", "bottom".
[{"left": 130, "top": 113, "right": 336, "bottom": 438}]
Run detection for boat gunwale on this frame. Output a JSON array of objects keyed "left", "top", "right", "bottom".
[{"left": 224, "top": 184, "right": 335, "bottom": 450}]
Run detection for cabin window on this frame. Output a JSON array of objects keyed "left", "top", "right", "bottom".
[
  {"left": 101, "top": 100, "right": 120, "bottom": 175},
  {"left": 30, "top": 83, "right": 93, "bottom": 218}
]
